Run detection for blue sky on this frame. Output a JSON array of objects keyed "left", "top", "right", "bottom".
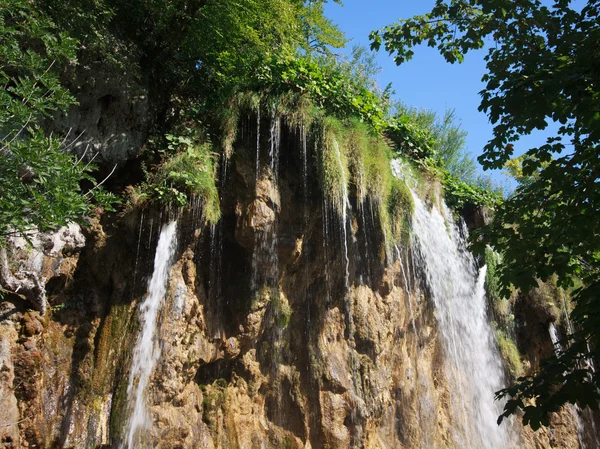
[{"left": 324, "top": 0, "right": 556, "bottom": 190}]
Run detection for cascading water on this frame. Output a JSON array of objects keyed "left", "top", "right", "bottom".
[
  {"left": 410, "top": 191, "right": 517, "bottom": 448},
  {"left": 122, "top": 221, "right": 178, "bottom": 449}
]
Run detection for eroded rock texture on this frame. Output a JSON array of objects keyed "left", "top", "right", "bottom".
[{"left": 0, "top": 120, "right": 597, "bottom": 449}]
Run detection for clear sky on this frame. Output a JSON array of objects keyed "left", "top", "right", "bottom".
[{"left": 324, "top": 0, "right": 556, "bottom": 190}]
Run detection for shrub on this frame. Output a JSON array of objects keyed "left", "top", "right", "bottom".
[
  {"left": 131, "top": 134, "right": 220, "bottom": 224},
  {"left": 443, "top": 171, "right": 502, "bottom": 210},
  {"left": 385, "top": 115, "right": 435, "bottom": 161}
]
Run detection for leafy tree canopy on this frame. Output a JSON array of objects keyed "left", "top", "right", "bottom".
[
  {"left": 39, "top": 0, "right": 346, "bottom": 109},
  {"left": 371, "top": 0, "right": 600, "bottom": 429},
  {"left": 0, "top": 0, "right": 117, "bottom": 241}
]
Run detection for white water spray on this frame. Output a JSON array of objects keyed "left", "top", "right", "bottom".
[
  {"left": 122, "top": 221, "right": 178, "bottom": 449},
  {"left": 410, "top": 192, "right": 516, "bottom": 448}
]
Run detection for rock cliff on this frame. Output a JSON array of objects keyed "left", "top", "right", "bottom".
[{"left": 0, "top": 115, "right": 596, "bottom": 449}]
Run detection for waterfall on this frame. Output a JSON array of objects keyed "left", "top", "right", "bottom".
[
  {"left": 122, "top": 221, "right": 178, "bottom": 449},
  {"left": 410, "top": 192, "right": 516, "bottom": 448}
]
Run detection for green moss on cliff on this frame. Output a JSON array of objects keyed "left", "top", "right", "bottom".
[
  {"left": 386, "top": 177, "right": 414, "bottom": 245},
  {"left": 318, "top": 116, "right": 350, "bottom": 214},
  {"left": 496, "top": 329, "right": 524, "bottom": 379}
]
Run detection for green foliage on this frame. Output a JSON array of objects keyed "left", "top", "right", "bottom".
[
  {"left": 385, "top": 115, "right": 435, "bottom": 161},
  {"left": 298, "top": 0, "right": 346, "bottom": 54},
  {"left": 134, "top": 132, "right": 220, "bottom": 224},
  {"left": 392, "top": 105, "right": 476, "bottom": 180},
  {"left": 42, "top": 0, "right": 346, "bottom": 112},
  {"left": 502, "top": 154, "right": 550, "bottom": 188},
  {"left": 258, "top": 54, "right": 387, "bottom": 129},
  {"left": 443, "top": 172, "right": 502, "bottom": 210},
  {"left": 0, "top": 130, "right": 109, "bottom": 238},
  {"left": 1, "top": 0, "right": 77, "bottom": 128},
  {"left": 388, "top": 104, "right": 503, "bottom": 208},
  {"left": 0, "top": 0, "right": 119, "bottom": 241},
  {"left": 373, "top": 0, "right": 600, "bottom": 427}
]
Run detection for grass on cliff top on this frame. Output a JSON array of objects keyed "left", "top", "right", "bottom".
[{"left": 221, "top": 91, "right": 417, "bottom": 246}]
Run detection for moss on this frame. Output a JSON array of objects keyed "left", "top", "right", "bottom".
[
  {"left": 220, "top": 91, "right": 423, "bottom": 254},
  {"left": 109, "top": 371, "right": 131, "bottom": 440},
  {"left": 251, "top": 285, "right": 271, "bottom": 311},
  {"left": 251, "top": 285, "right": 290, "bottom": 327},
  {"left": 345, "top": 118, "right": 373, "bottom": 201},
  {"left": 318, "top": 115, "right": 350, "bottom": 214},
  {"left": 280, "top": 435, "right": 297, "bottom": 449},
  {"left": 92, "top": 303, "right": 131, "bottom": 394},
  {"left": 276, "top": 91, "right": 319, "bottom": 130},
  {"left": 529, "top": 276, "right": 563, "bottom": 323},
  {"left": 496, "top": 329, "right": 524, "bottom": 379},
  {"left": 484, "top": 247, "right": 502, "bottom": 303},
  {"left": 201, "top": 379, "right": 229, "bottom": 434},
  {"left": 386, "top": 177, "right": 414, "bottom": 245},
  {"left": 258, "top": 340, "right": 271, "bottom": 360},
  {"left": 272, "top": 291, "right": 292, "bottom": 328}
]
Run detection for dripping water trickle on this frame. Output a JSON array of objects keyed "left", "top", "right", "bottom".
[
  {"left": 301, "top": 125, "right": 311, "bottom": 346},
  {"left": 396, "top": 245, "right": 418, "bottom": 341},
  {"left": 207, "top": 155, "right": 228, "bottom": 338},
  {"left": 331, "top": 139, "right": 351, "bottom": 306},
  {"left": 256, "top": 108, "right": 261, "bottom": 185},
  {"left": 132, "top": 211, "right": 145, "bottom": 292}
]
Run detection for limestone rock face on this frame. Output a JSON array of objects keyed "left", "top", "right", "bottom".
[
  {"left": 48, "top": 52, "right": 154, "bottom": 165},
  {"left": 0, "top": 223, "right": 86, "bottom": 314},
  {"left": 1, "top": 128, "right": 597, "bottom": 449}
]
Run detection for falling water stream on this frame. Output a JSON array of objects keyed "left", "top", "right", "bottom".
[
  {"left": 410, "top": 191, "right": 517, "bottom": 448},
  {"left": 122, "top": 221, "right": 178, "bottom": 449}
]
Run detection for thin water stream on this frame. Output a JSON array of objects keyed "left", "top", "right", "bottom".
[{"left": 122, "top": 221, "right": 178, "bottom": 449}]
